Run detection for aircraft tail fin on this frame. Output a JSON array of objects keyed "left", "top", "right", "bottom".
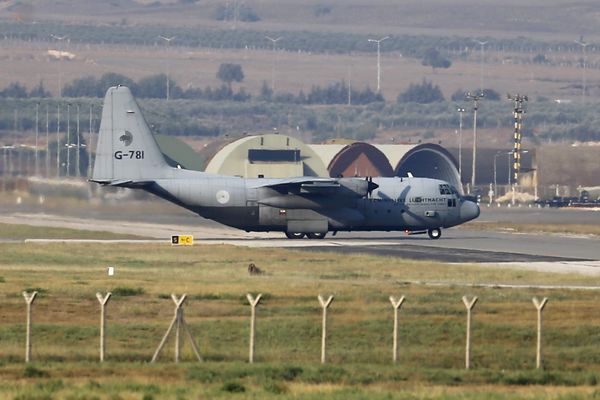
[{"left": 92, "top": 86, "right": 170, "bottom": 183}]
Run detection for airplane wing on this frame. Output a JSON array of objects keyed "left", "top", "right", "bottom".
[
  {"left": 251, "top": 177, "right": 378, "bottom": 198},
  {"left": 251, "top": 177, "right": 341, "bottom": 195},
  {"left": 88, "top": 179, "right": 154, "bottom": 188}
]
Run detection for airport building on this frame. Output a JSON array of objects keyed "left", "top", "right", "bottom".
[{"left": 176, "top": 133, "right": 463, "bottom": 191}]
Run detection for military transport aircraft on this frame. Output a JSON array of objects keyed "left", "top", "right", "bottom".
[{"left": 91, "top": 86, "right": 479, "bottom": 239}]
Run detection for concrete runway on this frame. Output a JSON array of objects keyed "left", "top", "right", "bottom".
[{"left": 1, "top": 200, "right": 598, "bottom": 275}]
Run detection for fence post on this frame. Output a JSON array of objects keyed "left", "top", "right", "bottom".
[
  {"left": 151, "top": 294, "right": 202, "bottom": 363},
  {"left": 462, "top": 296, "right": 478, "bottom": 370},
  {"left": 22, "top": 291, "right": 38, "bottom": 363},
  {"left": 318, "top": 294, "right": 334, "bottom": 364},
  {"left": 532, "top": 297, "right": 548, "bottom": 369},
  {"left": 96, "top": 292, "right": 112, "bottom": 362},
  {"left": 246, "top": 293, "right": 262, "bottom": 363},
  {"left": 389, "top": 296, "right": 405, "bottom": 364}
]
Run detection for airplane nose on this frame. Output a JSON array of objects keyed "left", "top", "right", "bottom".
[{"left": 460, "top": 199, "right": 480, "bottom": 222}]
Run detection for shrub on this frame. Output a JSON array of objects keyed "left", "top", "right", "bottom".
[
  {"left": 221, "top": 381, "right": 246, "bottom": 393},
  {"left": 112, "top": 287, "right": 145, "bottom": 297}
]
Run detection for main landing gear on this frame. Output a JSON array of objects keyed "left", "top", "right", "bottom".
[
  {"left": 285, "top": 232, "right": 327, "bottom": 240},
  {"left": 427, "top": 228, "right": 441, "bottom": 240}
]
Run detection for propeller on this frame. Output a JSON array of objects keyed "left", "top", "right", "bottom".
[{"left": 365, "top": 176, "right": 379, "bottom": 198}]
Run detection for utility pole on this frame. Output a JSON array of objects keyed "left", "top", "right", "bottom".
[
  {"left": 466, "top": 92, "right": 483, "bottom": 191},
  {"left": 368, "top": 36, "right": 389, "bottom": 93}
]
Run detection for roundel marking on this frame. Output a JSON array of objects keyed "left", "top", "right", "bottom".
[
  {"left": 216, "top": 190, "right": 230, "bottom": 204},
  {"left": 119, "top": 130, "right": 133, "bottom": 146}
]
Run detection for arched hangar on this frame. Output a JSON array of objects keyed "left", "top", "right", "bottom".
[
  {"left": 159, "top": 133, "right": 461, "bottom": 192},
  {"left": 375, "top": 143, "right": 462, "bottom": 192},
  {"left": 204, "top": 134, "right": 329, "bottom": 178}
]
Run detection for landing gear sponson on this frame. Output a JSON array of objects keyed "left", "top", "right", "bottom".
[
  {"left": 284, "top": 229, "right": 442, "bottom": 240},
  {"left": 285, "top": 232, "right": 327, "bottom": 239}
]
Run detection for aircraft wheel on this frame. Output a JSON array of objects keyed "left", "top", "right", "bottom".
[
  {"left": 285, "top": 232, "right": 305, "bottom": 239},
  {"left": 306, "top": 232, "right": 327, "bottom": 240},
  {"left": 427, "top": 228, "right": 442, "bottom": 240}
]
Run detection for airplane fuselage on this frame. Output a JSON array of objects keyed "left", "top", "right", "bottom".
[{"left": 140, "top": 171, "right": 478, "bottom": 236}]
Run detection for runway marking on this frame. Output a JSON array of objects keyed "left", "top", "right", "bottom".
[
  {"left": 397, "top": 279, "right": 600, "bottom": 291},
  {"left": 24, "top": 239, "right": 167, "bottom": 244},
  {"left": 479, "top": 261, "right": 600, "bottom": 276}
]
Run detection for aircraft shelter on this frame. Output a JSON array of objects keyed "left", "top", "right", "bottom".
[{"left": 158, "top": 133, "right": 462, "bottom": 192}]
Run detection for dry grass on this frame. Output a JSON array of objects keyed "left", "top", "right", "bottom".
[
  {"left": 1, "top": 36, "right": 598, "bottom": 104},
  {"left": 0, "top": 221, "right": 599, "bottom": 398}
]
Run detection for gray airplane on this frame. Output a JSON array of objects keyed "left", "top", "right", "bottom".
[{"left": 91, "top": 86, "right": 479, "bottom": 239}]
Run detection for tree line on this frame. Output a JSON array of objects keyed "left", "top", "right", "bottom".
[
  {"left": 0, "top": 70, "right": 384, "bottom": 106},
  {"left": 2, "top": 19, "right": 599, "bottom": 60},
  {"left": 3, "top": 92, "right": 600, "bottom": 144}
]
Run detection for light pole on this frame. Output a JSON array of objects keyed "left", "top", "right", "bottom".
[
  {"left": 45, "top": 105, "right": 50, "bottom": 178},
  {"left": 493, "top": 152, "right": 500, "bottom": 198},
  {"left": 50, "top": 34, "right": 68, "bottom": 98},
  {"left": 159, "top": 36, "right": 175, "bottom": 101},
  {"left": 2, "top": 145, "right": 15, "bottom": 191},
  {"left": 65, "top": 143, "right": 77, "bottom": 175},
  {"left": 76, "top": 104, "right": 80, "bottom": 177},
  {"left": 368, "top": 36, "right": 389, "bottom": 93},
  {"left": 457, "top": 107, "right": 466, "bottom": 181},
  {"left": 56, "top": 104, "right": 61, "bottom": 178},
  {"left": 34, "top": 103, "right": 39, "bottom": 176},
  {"left": 88, "top": 105, "right": 93, "bottom": 178},
  {"left": 66, "top": 103, "right": 71, "bottom": 177},
  {"left": 265, "top": 36, "right": 283, "bottom": 92},
  {"left": 18, "top": 145, "right": 37, "bottom": 177},
  {"left": 466, "top": 92, "right": 483, "bottom": 191},
  {"left": 475, "top": 40, "right": 488, "bottom": 91},
  {"left": 575, "top": 37, "right": 588, "bottom": 103}
]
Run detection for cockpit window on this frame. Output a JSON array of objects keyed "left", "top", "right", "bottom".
[{"left": 439, "top": 184, "right": 452, "bottom": 195}]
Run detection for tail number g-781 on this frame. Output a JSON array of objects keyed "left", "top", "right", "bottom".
[{"left": 114, "top": 150, "right": 145, "bottom": 160}]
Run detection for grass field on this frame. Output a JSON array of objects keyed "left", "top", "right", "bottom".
[
  {"left": 466, "top": 221, "right": 600, "bottom": 237},
  {"left": 0, "top": 222, "right": 599, "bottom": 398}
]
